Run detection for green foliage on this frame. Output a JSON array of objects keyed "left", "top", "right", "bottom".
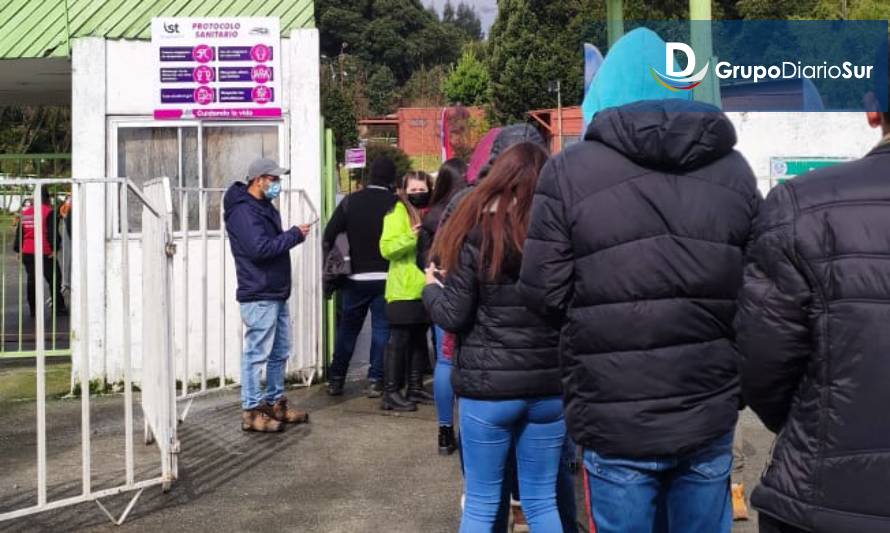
[
  {"left": 443, "top": 1, "right": 484, "bottom": 40},
  {"left": 365, "top": 143, "right": 413, "bottom": 179},
  {"left": 316, "top": 0, "right": 482, "bottom": 120},
  {"left": 401, "top": 65, "right": 449, "bottom": 107},
  {"left": 487, "top": 0, "right": 593, "bottom": 123},
  {"left": 322, "top": 85, "right": 359, "bottom": 162},
  {"left": 443, "top": 50, "right": 491, "bottom": 106},
  {"left": 367, "top": 66, "right": 400, "bottom": 115},
  {"left": 0, "top": 106, "right": 71, "bottom": 156}
]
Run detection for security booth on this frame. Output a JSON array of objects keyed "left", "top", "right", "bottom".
[{"left": 0, "top": 1, "right": 324, "bottom": 523}]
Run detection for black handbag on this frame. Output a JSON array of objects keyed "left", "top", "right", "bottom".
[{"left": 323, "top": 197, "right": 351, "bottom": 298}]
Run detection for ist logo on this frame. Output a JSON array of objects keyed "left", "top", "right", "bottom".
[{"left": 163, "top": 22, "right": 180, "bottom": 34}]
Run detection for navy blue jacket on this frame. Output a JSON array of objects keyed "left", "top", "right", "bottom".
[{"left": 224, "top": 182, "right": 303, "bottom": 302}]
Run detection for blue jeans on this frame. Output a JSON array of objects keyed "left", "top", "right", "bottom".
[
  {"left": 330, "top": 279, "right": 388, "bottom": 381},
  {"left": 433, "top": 325, "right": 455, "bottom": 426},
  {"left": 239, "top": 300, "right": 291, "bottom": 410},
  {"left": 459, "top": 396, "right": 565, "bottom": 533},
  {"left": 495, "top": 435, "right": 579, "bottom": 533},
  {"left": 583, "top": 431, "right": 734, "bottom": 533}
]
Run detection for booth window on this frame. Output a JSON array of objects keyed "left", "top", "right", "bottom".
[
  {"left": 114, "top": 122, "right": 282, "bottom": 233},
  {"left": 203, "top": 126, "right": 277, "bottom": 230}
]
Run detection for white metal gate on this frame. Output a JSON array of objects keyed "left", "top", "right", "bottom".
[
  {"left": 0, "top": 177, "right": 178, "bottom": 525},
  {"left": 171, "top": 185, "right": 322, "bottom": 420}
]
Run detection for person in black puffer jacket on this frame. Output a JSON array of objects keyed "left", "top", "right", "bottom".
[
  {"left": 423, "top": 142, "right": 564, "bottom": 532},
  {"left": 518, "top": 75, "right": 760, "bottom": 533},
  {"left": 735, "top": 107, "right": 890, "bottom": 533}
]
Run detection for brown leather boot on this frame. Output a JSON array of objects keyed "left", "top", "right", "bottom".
[
  {"left": 241, "top": 407, "right": 284, "bottom": 433},
  {"left": 266, "top": 397, "right": 309, "bottom": 424},
  {"left": 732, "top": 482, "right": 750, "bottom": 521}
]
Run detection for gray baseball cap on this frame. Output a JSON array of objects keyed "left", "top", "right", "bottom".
[{"left": 247, "top": 158, "right": 290, "bottom": 180}]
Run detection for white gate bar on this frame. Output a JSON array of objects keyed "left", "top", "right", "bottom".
[
  {"left": 219, "top": 197, "right": 226, "bottom": 388},
  {"left": 77, "top": 181, "right": 92, "bottom": 497},
  {"left": 34, "top": 184, "right": 47, "bottom": 506},
  {"left": 120, "top": 183, "right": 135, "bottom": 487},
  {"left": 180, "top": 190, "right": 190, "bottom": 397},
  {"left": 200, "top": 189, "right": 208, "bottom": 392}
]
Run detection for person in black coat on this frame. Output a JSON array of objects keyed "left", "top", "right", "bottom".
[
  {"left": 423, "top": 142, "right": 564, "bottom": 532},
  {"left": 518, "top": 98, "right": 760, "bottom": 532},
  {"left": 735, "top": 104, "right": 890, "bottom": 533},
  {"left": 322, "top": 157, "right": 398, "bottom": 397},
  {"left": 415, "top": 157, "right": 467, "bottom": 454}
]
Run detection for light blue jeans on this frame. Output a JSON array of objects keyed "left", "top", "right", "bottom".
[
  {"left": 433, "top": 325, "right": 455, "bottom": 426},
  {"left": 239, "top": 300, "right": 290, "bottom": 410},
  {"left": 459, "top": 396, "right": 565, "bottom": 533}
]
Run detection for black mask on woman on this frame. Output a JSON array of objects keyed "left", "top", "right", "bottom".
[{"left": 407, "top": 192, "right": 430, "bottom": 208}]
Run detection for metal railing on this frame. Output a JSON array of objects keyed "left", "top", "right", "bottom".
[
  {"left": 169, "top": 186, "right": 321, "bottom": 423},
  {"left": 0, "top": 184, "right": 72, "bottom": 359},
  {"left": 0, "top": 177, "right": 178, "bottom": 526}
]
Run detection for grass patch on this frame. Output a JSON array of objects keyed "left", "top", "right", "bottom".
[{"left": 0, "top": 361, "right": 71, "bottom": 403}]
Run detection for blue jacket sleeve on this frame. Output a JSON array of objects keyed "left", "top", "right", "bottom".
[{"left": 227, "top": 205, "right": 304, "bottom": 261}]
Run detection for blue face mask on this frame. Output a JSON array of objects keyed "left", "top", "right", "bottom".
[{"left": 264, "top": 180, "right": 281, "bottom": 200}]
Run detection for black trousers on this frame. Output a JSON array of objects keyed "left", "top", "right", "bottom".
[
  {"left": 22, "top": 254, "right": 67, "bottom": 316},
  {"left": 760, "top": 514, "right": 811, "bottom": 533},
  {"left": 387, "top": 324, "right": 428, "bottom": 388}
]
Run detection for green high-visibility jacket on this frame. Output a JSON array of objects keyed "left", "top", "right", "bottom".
[{"left": 380, "top": 202, "right": 425, "bottom": 303}]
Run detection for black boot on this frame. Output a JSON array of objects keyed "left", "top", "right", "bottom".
[
  {"left": 438, "top": 425, "right": 457, "bottom": 456},
  {"left": 381, "top": 329, "right": 416, "bottom": 412},
  {"left": 326, "top": 376, "right": 345, "bottom": 396},
  {"left": 407, "top": 333, "right": 434, "bottom": 405}
]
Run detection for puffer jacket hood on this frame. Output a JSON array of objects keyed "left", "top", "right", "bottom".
[
  {"left": 586, "top": 99, "right": 737, "bottom": 172},
  {"left": 581, "top": 27, "right": 692, "bottom": 127}
]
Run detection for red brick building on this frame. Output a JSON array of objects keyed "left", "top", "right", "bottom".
[
  {"left": 359, "top": 106, "right": 487, "bottom": 158},
  {"left": 359, "top": 105, "right": 586, "bottom": 158}
]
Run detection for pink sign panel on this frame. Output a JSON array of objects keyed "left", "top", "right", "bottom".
[{"left": 152, "top": 17, "right": 282, "bottom": 120}]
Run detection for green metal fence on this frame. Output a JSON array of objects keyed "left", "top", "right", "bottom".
[
  {"left": 0, "top": 154, "right": 72, "bottom": 180},
  {"left": 322, "top": 122, "right": 337, "bottom": 375},
  {"left": 0, "top": 179, "right": 72, "bottom": 359}
]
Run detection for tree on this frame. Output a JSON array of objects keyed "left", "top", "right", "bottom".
[
  {"left": 365, "top": 143, "right": 412, "bottom": 178},
  {"left": 442, "top": 51, "right": 491, "bottom": 106},
  {"left": 487, "top": 0, "right": 580, "bottom": 122},
  {"left": 443, "top": 1, "right": 456, "bottom": 23},
  {"left": 401, "top": 65, "right": 449, "bottom": 107},
  {"left": 322, "top": 85, "right": 360, "bottom": 160},
  {"left": 367, "top": 66, "right": 400, "bottom": 115},
  {"left": 454, "top": 3, "right": 483, "bottom": 40}
]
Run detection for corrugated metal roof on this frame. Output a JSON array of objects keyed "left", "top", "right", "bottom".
[{"left": 0, "top": 0, "right": 315, "bottom": 59}]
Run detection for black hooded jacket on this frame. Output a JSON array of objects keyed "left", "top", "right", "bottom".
[
  {"left": 519, "top": 100, "right": 760, "bottom": 457},
  {"left": 735, "top": 142, "right": 890, "bottom": 532}
]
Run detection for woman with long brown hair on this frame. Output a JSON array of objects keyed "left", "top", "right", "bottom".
[
  {"left": 423, "top": 143, "right": 563, "bottom": 532},
  {"left": 379, "top": 171, "right": 435, "bottom": 411}
]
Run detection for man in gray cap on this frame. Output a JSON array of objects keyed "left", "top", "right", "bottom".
[{"left": 223, "top": 158, "right": 312, "bottom": 432}]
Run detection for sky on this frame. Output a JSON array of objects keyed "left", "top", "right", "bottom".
[{"left": 425, "top": 0, "right": 498, "bottom": 36}]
